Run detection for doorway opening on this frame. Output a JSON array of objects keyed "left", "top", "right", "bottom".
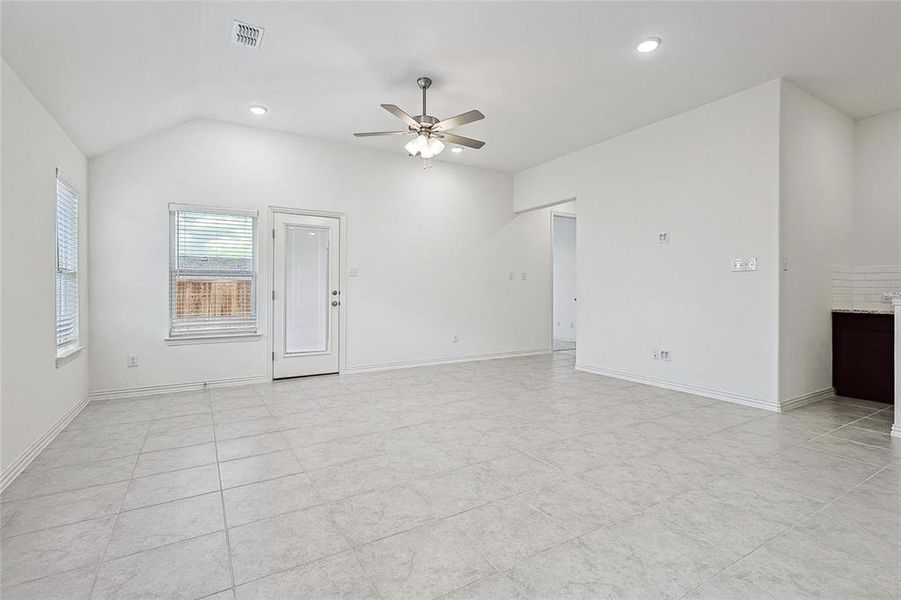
[{"left": 552, "top": 212, "right": 576, "bottom": 351}]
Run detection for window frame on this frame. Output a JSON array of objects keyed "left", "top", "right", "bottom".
[
  {"left": 55, "top": 169, "right": 81, "bottom": 362},
  {"left": 167, "top": 203, "right": 260, "bottom": 341}
]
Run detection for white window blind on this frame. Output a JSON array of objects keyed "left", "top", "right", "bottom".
[
  {"left": 56, "top": 172, "right": 79, "bottom": 352},
  {"left": 169, "top": 205, "right": 258, "bottom": 337}
]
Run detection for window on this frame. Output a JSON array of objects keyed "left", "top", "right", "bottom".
[
  {"left": 169, "top": 204, "right": 258, "bottom": 338},
  {"left": 55, "top": 171, "right": 79, "bottom": 355}
]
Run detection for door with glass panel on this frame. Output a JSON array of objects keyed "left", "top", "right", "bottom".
[{"left": 272, "top": 212, "right": 340, "bottom": 378}]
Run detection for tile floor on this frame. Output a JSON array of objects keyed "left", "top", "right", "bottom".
[
  {"left": 1, "top": 350, "right": 897, "bottom": 599},
  {"left": 552, "top": 339, "right": 576, "bottom": 351}
]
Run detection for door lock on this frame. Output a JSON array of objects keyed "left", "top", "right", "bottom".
[
  {"left": 331, "top": 300, "right": 339, "bottom": 307},
  {"left": 332, "top": 290, "right": 338, "bottom": 296}
]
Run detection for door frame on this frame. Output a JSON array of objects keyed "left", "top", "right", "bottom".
[
  {"left": 550, "top": 210, "right": 576, "bottom": 352},
  {"left": 267, "top": 206, "right": 347, "bottom": 381}
]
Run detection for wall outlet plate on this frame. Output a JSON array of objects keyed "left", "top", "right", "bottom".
[
  {"left": 732, "top": 257, "right": 758, "bottom": 272},
  {"left": 657, "top": 232, "right": 669, "bottom": 243},
  {"left": 660, "top": 349, "right": 671, "bottom": 361}
]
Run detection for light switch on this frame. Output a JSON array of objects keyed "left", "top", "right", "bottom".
[
  {"left": 731, "top": 257, "right": 758, "bottom": 272},
  {"left": 348, "top": 267, "right": 359, "bottom": 278}
]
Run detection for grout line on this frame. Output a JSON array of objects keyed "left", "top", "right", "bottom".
[
  {"left": 85, "top": 392, "right": 158, "bottom": 599},
  {"left": 211, "top": 388, "right": 239, "bottom": 593},
  {"left": 677, "top": 460, "right": 894, "bottom": 599}
]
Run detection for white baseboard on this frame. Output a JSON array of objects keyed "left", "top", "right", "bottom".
[
  {"left": 344, "top": 348, "right": 552, "bottom": 374},
  {"left": 574, "top": 363, "right": 781, "bottom": 412},
  {"left": 892, "top": 424, "right": 901, "bottom": 439},
  {"left": 779, "top": 387, "right": 835, "bottom": 412},
  {"left": 89, "top": 374, "right": 269, "bottom": 402},
  {"left": 0, "top": 394, "right": 90, "bottom": 493}
]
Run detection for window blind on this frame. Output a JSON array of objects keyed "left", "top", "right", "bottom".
[
  {"left": 56, "top": 172, "right": 79, "bottom": 350},
  {"left": 169, "top": 206, "right": 258, "bottom": 336}
]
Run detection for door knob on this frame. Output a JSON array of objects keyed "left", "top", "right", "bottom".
[
  {"left": 332, "top": 290, "right": 338, "bottom": 296},
  {"left": 331, "top": 300, "right": 339, "bottom": 307}
]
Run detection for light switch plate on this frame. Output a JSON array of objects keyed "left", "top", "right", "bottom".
[
  {"left": 732, "top": 257, "right": 758, "bottom": 272},
  {"left": 347, "top": 267, "right": 359, "bottom": 278}
]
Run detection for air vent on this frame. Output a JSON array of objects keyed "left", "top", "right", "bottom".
[{"left": 231, "top": 20, "right": 264, "bottom": 49}]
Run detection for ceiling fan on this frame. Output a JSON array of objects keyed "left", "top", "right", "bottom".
[{"left": 354, "top": 77, "right": 485, "bottom": 165}]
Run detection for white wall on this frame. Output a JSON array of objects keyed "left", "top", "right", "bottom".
[
  {"left": 852, "top": 110, "right": 901, "bottom": 265},
  {"left": 778, "top": 80, "right": 855, "bottom": 404},
  {"left": 88, "top": 119, "right": 555, "bottom": 394},
  {"left": 553, "top": 214, "right": 577, "bottom": 342},
  {"left": 515, "top": 81, "right": 783, "bottom": 408},
  {"left": 1, "top": 61, "right": 89, "bottom": 473}
]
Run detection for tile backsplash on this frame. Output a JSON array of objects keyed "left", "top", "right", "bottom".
[{"left": 832, "top": 265, "right": 901, "bottom": 313}]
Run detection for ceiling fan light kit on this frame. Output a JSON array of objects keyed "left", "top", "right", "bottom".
[{"left": 354, "top": 76, "right": 485, "bottom": 168}]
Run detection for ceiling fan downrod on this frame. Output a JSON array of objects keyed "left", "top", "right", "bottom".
[{"left": 417, "top": 77, "right": 432, "bottom": 120}]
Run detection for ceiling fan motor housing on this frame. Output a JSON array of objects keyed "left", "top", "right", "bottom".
[
  {"left": 415, "top": 115, "right": 439, "bottom": 129},
  {"left": 353, "top": 75, "right": 485, "bottom": 153}
]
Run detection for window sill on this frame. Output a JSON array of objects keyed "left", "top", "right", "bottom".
[
  {"left": 56, "top": 345, "right": 84, "bottom": 368},
  {"left": 165, "top": 333, "right": 262, "bottom": 346}
]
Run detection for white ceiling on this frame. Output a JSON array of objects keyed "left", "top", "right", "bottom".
[{"left": 3, "top": 1, "right": 898, "bottom": 172}]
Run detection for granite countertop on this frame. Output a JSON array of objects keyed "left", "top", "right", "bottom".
[{"left": 832, "top": 308, "right": 894, "bottom": 315}]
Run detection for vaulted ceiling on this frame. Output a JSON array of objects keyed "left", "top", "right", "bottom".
[{"left": 3, "top": 1, "right": 898, "bottom": 172}]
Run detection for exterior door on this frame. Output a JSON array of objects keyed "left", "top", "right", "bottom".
[{"left": 272, "top": 212, "right": 340, "bottom": 378}]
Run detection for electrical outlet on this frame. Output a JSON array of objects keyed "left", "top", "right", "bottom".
[
  {"left": 657, "top": 232, "right": 669, "bottom": 243},
  {"left": 653, "top": 349, "right": 660, "bottom": 360},
  {"left": 660, "top": 349, "right": 671, "bottom": 361},
  {"left": 126, "top": 354, "right": 139, "bottom": 368},
  {"left": 520, "top": 271, "right": 527, "bottom": 280},
  {"left": 507, "top": 271, "right": 514, "bottom": 280},
  {"left": 452, "top": 333, "right": 460, "bottom": 343}
]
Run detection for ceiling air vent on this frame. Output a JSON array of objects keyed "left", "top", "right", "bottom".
[{"left": 231, "top": 20, "right": 264, "bottom": 49}]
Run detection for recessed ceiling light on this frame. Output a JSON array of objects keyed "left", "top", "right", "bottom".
[
  {"left": 636, "top": 37, "right": 661, "bottom": 53},
  {"left": 451, "top": 147, "right": 463, "bottom": 154},
  {"left": 249, "top": 104, "right": 268, "bottom": 115}
]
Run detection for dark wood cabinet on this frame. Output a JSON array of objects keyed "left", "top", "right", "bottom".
[{"left": 832, "top": 312, "right": 894, "bottom": 404}]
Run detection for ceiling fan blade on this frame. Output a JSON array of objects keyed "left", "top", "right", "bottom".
[
  {"left": 432, "top": 110, "right": 485, "bottom": 132},
  {"left": 353, "top": 131, "right": 413, "bottom": 137},
  {"left": 437, "top": 132, "right": 485, "bottom": 149},
  {"left": 381, "top": 104, "right": 421, "bottom": 129}
]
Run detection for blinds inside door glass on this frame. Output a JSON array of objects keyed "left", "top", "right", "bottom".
[
  {"left": 284, "top": 226, "right": 329, "bottom": 353},
  {"left": 56, "top": 175, "right": 79, "bottom": 348},
  {"left": 170, "top": 208, "right": 257, "bottom": 335}
]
